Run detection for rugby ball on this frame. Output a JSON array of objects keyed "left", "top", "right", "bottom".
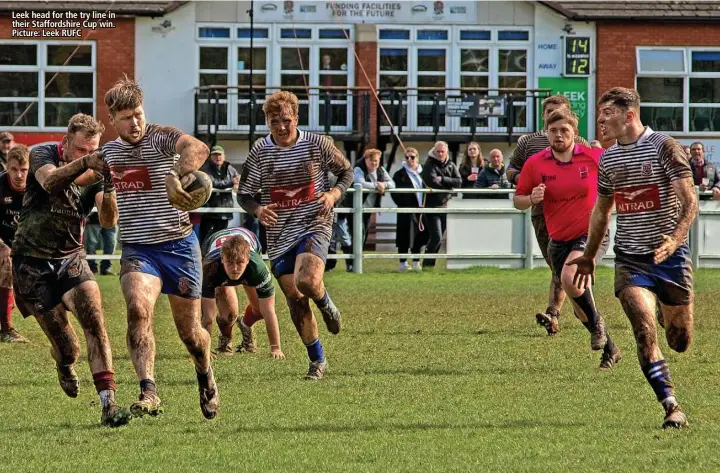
[{"left": 173, "top": 170, "right": 213, "bottom": 211}]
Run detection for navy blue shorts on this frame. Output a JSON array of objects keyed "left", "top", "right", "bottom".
[
  {"left": 270, "top": 233, "right": 330, "bottom": 279},
  {"left": 614, "top": 244, "right": 694, "bottom": 306},
  {"left": 120, "top": 232, "right": 202, "bottom": 299}
]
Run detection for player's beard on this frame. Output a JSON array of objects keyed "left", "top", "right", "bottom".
[
  {"left": 551, "top": 141, "right": 572, "bottom": 153},
  {"left": 120, "top": 126, "right": 145, "bottom": 145}
]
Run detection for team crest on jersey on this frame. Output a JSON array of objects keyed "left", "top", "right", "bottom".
[
  {"left": 641, "top": 161, "right": 653, "bottom": 177},
  {"left": 303, "top": 161, "right": 317, "bottom": 178},
  {"left": 579, "top": 166, "right": 589, "bottom": 179}
]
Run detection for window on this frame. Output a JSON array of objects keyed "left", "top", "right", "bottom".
[
  {"left": 0, "top": 41, "right": 95, "bottom": 129},
  {"left": 196, "top": 24, "right": 355, "bottom": 132},
  {"left": 636, "top": 47, "right": 720, "bottom": 133},
  {"left": 377, "top": 26, "right": 531, "bottom": 133}
]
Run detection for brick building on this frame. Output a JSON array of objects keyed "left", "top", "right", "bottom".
[
  {"left": 0, "top": 1, "right": 182, "bottom": 145},
  {"left": 543, "top": 1, "right": 720, "bottom": 156}
]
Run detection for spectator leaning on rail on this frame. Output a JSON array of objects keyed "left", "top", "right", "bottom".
[
  {"left": 199, "top": 145, "right": 239, "bottom": 245},
  {"left": 688, "top": 141, "right": 720, "bottom": 201},
  {"left": 421, "top": 141, "right": 461, "bottom": 268},
  {"left": 392, "top": 147, "right": 428, "bottom": 271},
  {"left": 474, "top": 148, "right": 512, "bottom": 199}
]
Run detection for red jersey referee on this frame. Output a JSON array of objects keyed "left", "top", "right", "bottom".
[{"left": 514, "top": 108, "right": 621, "bottom": 370}]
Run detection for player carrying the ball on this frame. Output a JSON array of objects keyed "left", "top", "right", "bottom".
[
  {"left": 238, "top": 91, "right": 353, "bottom": 380},
  {"left": 200, "top": 226, "right": 284, "bottom": 359},
  {"left": 12, "top": 114, "right": 131, "bottom": 427},
  {"left": 102, "top": 76, "right": 219, "bottom": 420},
  {"left": 514, "top": 108, "right": 621, "bottom": 370}
]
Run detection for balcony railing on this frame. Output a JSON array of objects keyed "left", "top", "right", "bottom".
[
  {"left": 194, "top": 85, "right": 371, "bottom": 146},
  {"left": 376, "top": 87, "right": 552, "bottom": 143}
]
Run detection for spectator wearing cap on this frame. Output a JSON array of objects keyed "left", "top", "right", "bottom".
[
  {"left": 199, "top": 145, "right": 239, "bottom": 244},
  {"left": 0, "top": 132, "right": 14, "bottom": 171}
]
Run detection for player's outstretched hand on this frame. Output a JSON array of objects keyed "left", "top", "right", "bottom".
[
  {"left": 654, "top": 234, "right": 680, "bottom": 264},
  {"left": 165, "top": 173, "right": 194, "bottom": 211},
  {"left": 317, "top": 190, "right": 339, "bottom": 217},
  {"left": 257, "top": 203, "right": 279, "bottom": 227},
  {"left": 566, "top": 254, "right": 595, "bottom": 290},
  {"left": 270, "top": 348, "right": 285, "bottom": 360},
  {"left": 84, "top": 149, "right": 108, "bottom": 173}
]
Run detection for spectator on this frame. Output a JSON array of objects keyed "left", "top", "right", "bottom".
[
  {"left": 474, "top": 148, "right": 512, "bottom": 199},
  {"left": 459, "top": 141, "right": 484, "bottom": 197},
  {"left": 689, "top": 141, "right": 720, "bottom": 201},
  {"left": 352, "top": 148, "right": 395, "bottom": 245},
  {"left": 683, "top": 145, "right": 692, "bottom": 159},
  {"left": 84, "top": 211, "right": 118, "bottom": 276},
  {"left": 589, "top": 140, "right": 603, "bottom": 149},
  {"left": 421, "top": 141, "right": 461, "bottom": 268},
  {"left": 0, "top": 132, "right": 14, "bottom": 171},
  {"left": 391, "top": 147, "right": 428, "bottom": 271},
  {"left": 199, "top": 145, "right": 239, "bottom": 245}
]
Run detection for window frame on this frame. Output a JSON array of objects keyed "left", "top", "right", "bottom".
[
  {"left": 0, "top": 40, "right": 96, "bottom": 131},
  {"left": 636, "top": 46, "right": 720, "bottom": 135}
]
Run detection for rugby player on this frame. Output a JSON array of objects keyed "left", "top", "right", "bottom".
[
  {"left": 102, "top": 77, "right": 219, "bottom": 420},
  {"left": 506, "top": 95, "right": 588, "bottom": 335},
  {"left": 570, "top": 87, "right": 697, "bottom": 429},
  {"left": 238, "top": 91, "right": 353, "bottom": 380},
  {"left": 200, "top": 226, "right": 284, "bottom": 359},
  {"left": 0, "top": 145, "right": 29, "bottom": 343},
  {"left": 12, "top": 114, "right": 131, "bottom": 427},
  {"left": 515, "top": 108, "right": 621, "bottom": 369}
]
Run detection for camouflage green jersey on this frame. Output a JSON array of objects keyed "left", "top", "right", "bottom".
[
  {"left": 13, "top": 144, "right": 102, "bottom": 259},
  {"left": 201, "top": 227, "right": 274, "bottom": 299}
]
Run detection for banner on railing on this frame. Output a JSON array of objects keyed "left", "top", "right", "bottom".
[{"left": 446, "top": 95, "right": 506, "bottom": 118}]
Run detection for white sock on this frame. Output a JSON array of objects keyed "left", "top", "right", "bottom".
[
  {"left": 661, "top": 396, "right": 677, "bottom": 410},
  {"left": 99, "top": 389, "right": 115, "bottom": 408}
]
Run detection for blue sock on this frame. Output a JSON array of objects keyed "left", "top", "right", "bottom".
[
  {"left": 314, "top": 290, "right": 330, "bottom": 309},
  {"left": 305, "top": 338, "right": 325, "bottom": 363},
  {"left": 642, "top": 359, "right": 674, "bottom": 403}
]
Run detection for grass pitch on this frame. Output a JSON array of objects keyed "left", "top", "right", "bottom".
[{"left": 1, "top": 261, "right": 720, "bottom": 473}]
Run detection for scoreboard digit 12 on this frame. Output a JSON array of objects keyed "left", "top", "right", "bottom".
[{"left": 563, "top": 36, "right": 591, "bottom": 77}]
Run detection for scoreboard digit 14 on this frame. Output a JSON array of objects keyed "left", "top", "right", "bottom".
[{"left": 563, "top": 36, "right": 591, "bottom": 77}]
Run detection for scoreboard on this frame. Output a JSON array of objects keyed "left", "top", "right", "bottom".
[{"left": 563, "top": 36, "right": 591, "bottom": 77}]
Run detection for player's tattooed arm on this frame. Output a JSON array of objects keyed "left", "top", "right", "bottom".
[
  {"left": 95, "top": 190, "right": 118, "bottom": 229},
  {"left": 654, "top": 177, "right": 698, "bottom": 264},
  {"left": 237, "top": 192, "right": 261, "bottom": 217},
  {"left": 36, "top": 150, "right": 106, "bottom": 195},
  {"left": 327, "top": 149, "right": 353, "bottom": 197},
  {"left": 173, "top": 134, "right": 210, "bottom": 177}
]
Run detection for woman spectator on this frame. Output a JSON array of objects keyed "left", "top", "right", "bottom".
[
  {"left": 459, "top": 142, "right": 484, "bottom": 198},
  {"left": 391, "top": 148, "right": 428, "bottom": 271}
]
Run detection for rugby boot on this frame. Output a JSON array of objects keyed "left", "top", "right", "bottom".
[
  {"left": 235, "top": 319, "right": 257, "bottom": 353},
  {"left": 305, "top": 359, "right": 328, "bottom": 381},
  {"left": 662, "top": 403, "right": 689, "bottom": 429},
  {"left": 130, "top": 391, "right": 163, "bottom": 417},
  {"left": 535, "top": 312, "right": 559, "bottom": 335},
  {"left": 101, "top": 403, "right": 133, "bottom": 428},
  {"left": 216, "top": 333, "right": 233, "bottom": 356},
  {"left": 198, "top": 366, "right": 219, "bottom": 420},
  {"left": 0, "top": 328, "right": 28, "bottom": 343},
  {"left": 599, "top": 344, "right": 622, "bottom": 370},
  {"left": 319, "top": 298, "right": 342, "bottom": 335}
]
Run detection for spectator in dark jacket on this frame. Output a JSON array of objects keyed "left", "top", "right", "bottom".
[
  {"left": 458, "top": 141, "right": 484, "bottom": 197},
  {"left": 474, "top": 148, "right": 512, "bottom": 199},
  {"left": 199, "top": 145, "right": 239, "bottom": 244},
  {"left": 391, "top": 147, "right": 428, "bottom": 271},
  {"left": 689, "top": 141, "right": 720, "bottom": 201},
  {"left": 421, "top": 141, "right": 461, "bottom": 268}
]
